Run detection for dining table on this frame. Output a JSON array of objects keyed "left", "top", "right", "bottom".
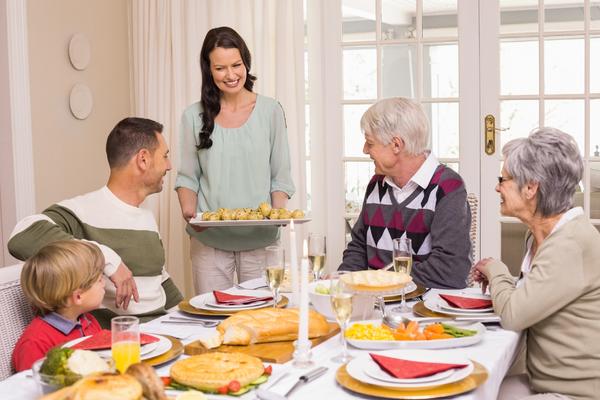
[{"left": 0, "top": 288, "right": 523, "bottom": 400}]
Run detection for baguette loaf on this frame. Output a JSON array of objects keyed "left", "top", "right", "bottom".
[{"left": 217, "top": 307, "right": 330, "bottom": 345}]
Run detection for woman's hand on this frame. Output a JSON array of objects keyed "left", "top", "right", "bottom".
[{"left": 472, "top": 257, "right": 494, "bottom": 294}]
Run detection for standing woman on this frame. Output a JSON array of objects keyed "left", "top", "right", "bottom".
[{"left": 175, "top": 27, "right": 295, "bottom": 294}]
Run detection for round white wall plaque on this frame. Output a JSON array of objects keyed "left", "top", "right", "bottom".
[
  {"left": 69, "top": 83, "right": 93, "bottom": 120},
  {"left": 68, "top": 33, "right": 91, "bottom": 70}
]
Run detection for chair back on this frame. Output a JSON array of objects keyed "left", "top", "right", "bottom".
[
  {"left": 467, "top": 193, "right": 479, "bottom": 287},
  {"left": 0, "top": 264, "right": 34, "bottom": 379}
]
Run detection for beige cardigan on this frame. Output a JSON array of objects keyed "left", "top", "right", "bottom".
[{"left": 487, "top": 215, "right": 600, "bottom": 400}]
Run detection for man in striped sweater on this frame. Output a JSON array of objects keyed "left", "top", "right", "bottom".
[
  {"left": 339, "top": 98, "right": 471, "bottom": 289},
  {"left": 8, "top": 117, "right": 183, "bottom": 326}
]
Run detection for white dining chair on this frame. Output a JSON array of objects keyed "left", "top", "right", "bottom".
[
  {"left": 467, "top": 193, "right": 479, "bottom": 287},
  {"left": 0, "top": 263, "right": 34, "bottom": 379}
]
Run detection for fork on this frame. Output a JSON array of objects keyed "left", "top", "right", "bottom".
[
  {"left": 234, "top": 283, "right": 269, "bottom": 290},
  {"left": 161, "top": 318, "right": 219, "bottom": 327}
]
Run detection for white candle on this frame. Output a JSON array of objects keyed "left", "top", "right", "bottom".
[
  {"left": 298, "top": 231, "right": 309, "bottom": 344},
  {"left": 289, "top": 220, "right": 299, "bottom": 306}
]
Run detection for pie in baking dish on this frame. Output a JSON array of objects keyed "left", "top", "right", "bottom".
[{"left": 170, "top": 352, "right": 264, "bottom": 391}]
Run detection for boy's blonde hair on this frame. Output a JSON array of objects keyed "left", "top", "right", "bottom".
[{"left": 20, "top": 240, "right": 104, "bottom": 315}]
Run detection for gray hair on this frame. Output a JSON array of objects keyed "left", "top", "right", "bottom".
[
  {"left": 503, "top": 127, "right": 583, "bottom": 217},
  {"left": 360, "top": 97, "right": 430, "bottom": 155}
]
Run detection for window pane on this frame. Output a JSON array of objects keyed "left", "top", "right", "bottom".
[
  {"left": 423, "top": 0, "right": 457, "bottom": 38},
  {"left": 381, "top": 44, "right": 417, "bottom": 98},
  {"left": 343, "top": 46, "right": 377, "bottom": 100},
  {"left": 544, "top": 37, "right": 584, "bottom": 94},
  {"left": 342, "top": 0, "right": 375, "bottom": 42},
  {"left": 500, "top": 0, "right": 538, "bottom": 35},
  {"left": 500, "top": 100, "right": 539, "bottom": 149},
  {"left": 545, "top": 99, "right": 584, "bottom": 155},
  {"left": 592, "top": 1, "right": 600, "bottom": 30},
  {"left": 501, "top": 40, "right": 539, "bottom": 95},
  {"left": 591, "top": 162, "right": 600, "bottom": 219},
  {"left": 423, "top": 102, "right": 459, "bottom": 158},
  {"left": 590, "top": 100, "right": 600, "bottom": 156},
  {"left": 423, "top": 43, "right": 458, "bottom": 98},
  {"left": 344, "top": 104, "right": 370, "bottom": 157},
  {"left": 591, "top": 38, "right": 600, "bottom": 94},
  {"left": 544, "top": 0, "right": 584, "bottom": 32},
  {"left": 345, "top": 161, "right": 375, "bottom": 215},
  {"left": 381, "top": 0, "right": 416, "bottom": 41}
]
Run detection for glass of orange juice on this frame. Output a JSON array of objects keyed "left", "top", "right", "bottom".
[{"left": 111, "top": 316, "right": 141, "bottom": 373}]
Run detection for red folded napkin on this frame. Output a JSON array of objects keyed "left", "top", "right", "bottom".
[
  {"left": 439, "top": 294, "right": 493, "bottom": 310},
  {"left": 213, "top": 291, "right": 273, "bottom": 305},
  {"left": 370, "top": 353, "right": 468, "bottom": 379},
  {"left": 70, "top": 329, "right": 159, "bottom": 350}
]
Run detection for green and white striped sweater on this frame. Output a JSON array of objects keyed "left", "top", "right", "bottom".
[{"left": 8, "top": 186, "right": 182, "bottom": 317}]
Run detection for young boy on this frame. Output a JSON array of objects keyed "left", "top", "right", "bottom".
[{"left": 12, "top": 240, "right": 106, "bottom": 371}]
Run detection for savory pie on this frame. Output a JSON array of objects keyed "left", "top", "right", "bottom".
[
  {"left": 170, "top": 353, "right": 264, "bottom": 391},
  {"left": 41, "top": 373, "right": 143, "bottom": 400},
  {"left": 340, "top": 270, "right": 412, "bottom": 292}
]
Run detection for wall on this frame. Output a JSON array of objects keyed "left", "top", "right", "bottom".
[{"left": 27, "top": 0, "right": 131, "bottom": 209}]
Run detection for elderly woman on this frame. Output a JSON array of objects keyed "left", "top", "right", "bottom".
[
  {"left": 339, "top": 97, "right": 471, "bottom": 288},
  {"left": 474, "top": 128, "right": 600, "bottom": 400}
]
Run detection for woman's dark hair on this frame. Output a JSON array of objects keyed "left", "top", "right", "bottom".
[{"left": 198, "top": 26, "right": 257, "bottom": 149}]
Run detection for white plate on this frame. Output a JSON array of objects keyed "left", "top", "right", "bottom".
[
  {"left": 189, "top": 215, "right": 311, "bottom": 227},
  {"left": 438, "top": 293, "right": 494, "bottom": 313},
  {"left": 63, "top": 334, "right": 171, "bottom": 360},
  {"left": 346, "top": 320, "right": 485, "bottom": 350},
  {"left": 364, "top": 363, "right": 454, "bottom": 384},
  {"left": 425, "top": 295, "right": 497, "bottom": 318},
  {"left": 346, "top": 350, "right": 474, "bottom": 389},
  {"left": 189, "top": 289, "right": 274, "bottom": 311}
]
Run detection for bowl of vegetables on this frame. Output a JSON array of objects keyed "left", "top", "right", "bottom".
[
  {"left": 32, "top": 347, "right": 113, "bottom": 394},
  {"left": 309, "top": 280, "right": 375, "bottom": 321}
]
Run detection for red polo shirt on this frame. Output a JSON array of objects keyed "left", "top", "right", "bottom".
[{"left": 12, "top": 312, "right": 101, "bottom": 372}]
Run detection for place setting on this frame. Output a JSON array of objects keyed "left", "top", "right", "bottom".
[
  {"left": 336, "top": 349, "right": 488, "bottom": 399},
  {"left": 413, "top": 291, "right": 501, "bottom": 323},
  {"left": 62, "top": 316, "right": 183, "bottom": 369}
]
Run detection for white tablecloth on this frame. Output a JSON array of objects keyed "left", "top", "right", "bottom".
[{"left": 0, "top": 288, "right": 522, "bottom": 400}]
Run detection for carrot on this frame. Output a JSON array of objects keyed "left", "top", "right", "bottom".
[
  {"left": 424, "top": 323, "right": 444, "bottom": 334},
  {"left": 406, "top": 321, "right": 419, "bottom": 335}
]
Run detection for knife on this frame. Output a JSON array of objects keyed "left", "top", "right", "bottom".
[{"left": 284, "top": 367, "right": 328, "bottom": 397}]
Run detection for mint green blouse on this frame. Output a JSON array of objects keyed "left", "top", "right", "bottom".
[{"left": 175, "top": 94, "right": 295, "bottom": 251}]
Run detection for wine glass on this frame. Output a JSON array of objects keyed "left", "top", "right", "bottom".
[
  {"left": 264, "top": 246, "right": 285, "bottom": 304},
  {"left": 329, "top": 271, "right": 353, "bottom": 363},
  {"left": 308, "top": 233, "right": 327, "bottom": 281},
  {"left": 391, "top": 237, "right": 413, "bottom": 313},
  {"left": 111, "top": 316, "right": 140, "bottom": 373}
]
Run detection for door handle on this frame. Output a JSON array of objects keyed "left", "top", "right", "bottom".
[{"left": 484, "top": 114, "right": 501, "bottom": 155}]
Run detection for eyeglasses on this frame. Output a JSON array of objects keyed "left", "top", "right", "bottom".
[{"left": 497, "top": 176, "right": 513, "bottom": 185}]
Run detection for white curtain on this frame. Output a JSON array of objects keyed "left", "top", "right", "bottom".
[{"left": 130, "top": 0, "right": 306, "bottom": 297}]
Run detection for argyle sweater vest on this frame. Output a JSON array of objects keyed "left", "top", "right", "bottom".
[{"left": 362, "top": 165, "right": 465, "bottom": 269}]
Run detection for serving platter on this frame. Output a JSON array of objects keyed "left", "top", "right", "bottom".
[
  {"left": 346, "top": 320, "right": 486, "bottom": 350},
  {"left": 384, "top": 283, "right": 427, "bottom": 303},
  {"left": 189, "top": 215, "right": 311, "bottom": 227}
]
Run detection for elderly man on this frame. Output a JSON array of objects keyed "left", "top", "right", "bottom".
[
  {"left": 8, "top": 117, "right": 183, "bottom": 326},
  {"left": 339, "top": 97, "right": 471, "bottom": 289}
]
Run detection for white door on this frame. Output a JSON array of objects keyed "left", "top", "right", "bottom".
[{"left": 480, "top": 0, "right": 600, "bottom": 271}]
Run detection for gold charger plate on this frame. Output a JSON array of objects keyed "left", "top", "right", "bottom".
[
  {"left": 178, "top": 295, "right": 289, "bottom": 317},
  {"left": 142, "top": 335, "right": 183, "bottom": 367},
  {"left": 412, "top": 301, "right": 453, "bottom": 318},
  {"left": 384, "top": 285, "right": 428, "bottom": 303},
  {"left": 336, "top": 360, "right": 488, "bottom": 399}
]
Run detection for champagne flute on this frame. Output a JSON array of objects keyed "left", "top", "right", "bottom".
[
  {"left": 391, "top": 237, "right": 413, "bottom": 313},
  {"left": 329, "top": 272, "right": 353, "bottom": 363},
  {"left": 308, "top": 233, "right": 327, "bottom": 281},
  {"left": 264, "top": 246, "right": 285, "bottom": 305},
  {"left": 111, "top": 316, "right": 140, "bottom": 373}
]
